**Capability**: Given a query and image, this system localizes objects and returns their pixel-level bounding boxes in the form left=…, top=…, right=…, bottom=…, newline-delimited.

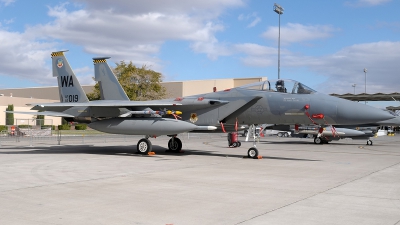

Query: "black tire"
left=277, top=132, right=283, bottom=137
left=137, top=138, right=152, bottom=154
left=232, top=142, right=238, bottom=147
left=168, top=138, right=182, bottom=151
left=314, top=137, right=322, bottom=144
left=367, top=140, right=373, bottom=145
left=247, top=147, right=259, bottom=158
left=284, top=132, right=289, bottom=137
left=237, top=141, right=241, bottom=147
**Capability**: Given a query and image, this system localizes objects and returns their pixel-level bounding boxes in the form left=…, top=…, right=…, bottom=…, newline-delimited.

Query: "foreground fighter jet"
left=7, top=51, right=394, bottom=158
left=89, top=56, right=394, bottom=158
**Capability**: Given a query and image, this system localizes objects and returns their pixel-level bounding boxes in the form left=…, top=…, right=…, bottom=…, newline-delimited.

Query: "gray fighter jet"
left=7, top=51, right=395, bottom=158
left=263, top=109, right=400, bottom=145
left=88, top=56, right=394, bottom=158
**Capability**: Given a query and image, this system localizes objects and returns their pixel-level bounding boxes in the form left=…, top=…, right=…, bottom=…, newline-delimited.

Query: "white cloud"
left=346, top=0, right=392, bottom=7
left=237, top=12, right=261, bottom=28
left=0, top=0, right=245, bottom=84
left=262, top=23, right=339, bottom=45
left=74, top=0, right=244, bottom=18
left=0, top=0, right=15, bottom=7
left=291, top=42, right=400, bottom=94
left=235, top=43, right=276, bottom=56
left=27, top=1, right=244, bottom=68
left=248, top=17, right=261, bottom=28
left=233, top=41, right=400, bottom=94
left=0, top=30, right=56, bottom=85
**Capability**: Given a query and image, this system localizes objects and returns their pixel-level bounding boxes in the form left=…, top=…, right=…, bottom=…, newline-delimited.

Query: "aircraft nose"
left=337, top=102, right=394, bottom=124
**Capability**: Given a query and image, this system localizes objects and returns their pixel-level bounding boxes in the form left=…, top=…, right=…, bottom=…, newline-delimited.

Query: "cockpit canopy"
left=237, top=79, right=316, bottom=94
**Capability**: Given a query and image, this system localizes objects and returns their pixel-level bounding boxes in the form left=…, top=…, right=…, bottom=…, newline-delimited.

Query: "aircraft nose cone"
left=337, top=102, right=394, bottom=124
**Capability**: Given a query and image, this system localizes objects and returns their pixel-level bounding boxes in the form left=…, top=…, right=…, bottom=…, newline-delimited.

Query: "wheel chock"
left=242, top=155, right=263, bottom=159
left=147, top=152, right=156, bottom=155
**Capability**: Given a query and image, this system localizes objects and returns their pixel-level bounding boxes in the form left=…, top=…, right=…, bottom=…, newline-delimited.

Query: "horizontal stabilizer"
left=5, top=111, right=75, bottom=118
left=28, top=100, right=183, bottom=109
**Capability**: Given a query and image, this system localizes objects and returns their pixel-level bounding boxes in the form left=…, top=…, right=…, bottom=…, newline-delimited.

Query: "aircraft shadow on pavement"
left=257, top=139, right=369, bottom=146
left=0, top=144, right=320, bottom=161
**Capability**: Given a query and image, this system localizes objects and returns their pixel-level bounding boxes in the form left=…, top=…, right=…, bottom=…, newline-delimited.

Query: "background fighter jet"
left=264, top=109, right=400, bottom=145
left=7, top=51, right=395, bottom=159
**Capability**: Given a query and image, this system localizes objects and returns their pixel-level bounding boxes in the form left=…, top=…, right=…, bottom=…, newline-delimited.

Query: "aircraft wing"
left=220, top=96, right=263, bottom=123
left=5, top=111, right=75, bottom=117
left=28, top=98, right=229, bottom=110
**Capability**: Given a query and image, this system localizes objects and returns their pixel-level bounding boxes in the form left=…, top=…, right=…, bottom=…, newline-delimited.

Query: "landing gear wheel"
left=367, top=140, right=373, bottom=145
left=314, top=137, right=323, bottom=144
left=247, top=147, right=259, bottom=159
left=168, top=138, right=182, bottom=151
left=137, top=138, right=152, bottom=154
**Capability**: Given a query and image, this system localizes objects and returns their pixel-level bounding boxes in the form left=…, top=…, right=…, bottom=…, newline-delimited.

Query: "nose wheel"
left=247, top=147, right=259, bottom=158
left=367, top=140, right=373, bottom=145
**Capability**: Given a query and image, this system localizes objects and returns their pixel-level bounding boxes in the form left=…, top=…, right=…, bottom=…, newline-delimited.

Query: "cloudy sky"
left=0, top=0, right=399, bottom=102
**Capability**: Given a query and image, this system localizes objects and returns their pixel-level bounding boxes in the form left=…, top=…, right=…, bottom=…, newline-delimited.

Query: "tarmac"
left=0, top=134, right=399, bottom=225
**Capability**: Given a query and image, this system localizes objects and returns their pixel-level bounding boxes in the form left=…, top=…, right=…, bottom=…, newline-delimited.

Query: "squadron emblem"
left=190, top=113, right=198, bottom=123
left=57, top=58, right=64, bottom=68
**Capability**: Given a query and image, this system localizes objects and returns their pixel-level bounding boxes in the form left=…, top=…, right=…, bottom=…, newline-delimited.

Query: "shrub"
left=18, top=125, right=32, bottom=129
left=75, top=124, right=87, bottom=130
left=6, top=104, right=14, bottom=125
left=0, top=125, right=7, bottom=131
left=41, top=125, right=56, bottom=130
left=58, top=124, right=71, bottom=130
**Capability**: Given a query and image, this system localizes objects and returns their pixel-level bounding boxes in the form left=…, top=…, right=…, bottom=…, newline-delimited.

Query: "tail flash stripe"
left=51, top=52, right=64, bottom=57
left=93, top=59, right=107, bottom=64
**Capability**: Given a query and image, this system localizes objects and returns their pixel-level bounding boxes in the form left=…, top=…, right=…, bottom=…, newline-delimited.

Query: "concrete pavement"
left=0, top=134, right=399, bottom=225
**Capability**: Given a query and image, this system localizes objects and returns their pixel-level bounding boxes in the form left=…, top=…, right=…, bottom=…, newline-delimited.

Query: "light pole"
left=352, top=84, right=356, bottom=95
left=364, top=68, right=367, bottom=104
left=273, top=3, right=284, bottom=79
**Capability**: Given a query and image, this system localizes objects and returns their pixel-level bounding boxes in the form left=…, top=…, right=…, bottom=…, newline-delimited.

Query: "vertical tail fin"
left=51, top=51, right=89, bottom=103
left=93, top=57, right=130, bottom=101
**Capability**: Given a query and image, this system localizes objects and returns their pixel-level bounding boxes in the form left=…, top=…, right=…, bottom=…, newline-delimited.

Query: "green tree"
left=5, top=104, right=14, bottom=125
left=86, top=82, right=101, bottom=101
left=36, top=112, right=44, bottom=126
left=86, top=61, right=166, bottom=101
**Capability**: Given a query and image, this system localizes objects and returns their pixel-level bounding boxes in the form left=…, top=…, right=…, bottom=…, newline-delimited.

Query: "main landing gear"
left=136, top=135, right=183, bottom=155
left=137, top=138, right=152, bottom=154
left=313, top=136, right=332, bottom=144
left=167, top=136, right=183, bottom=152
